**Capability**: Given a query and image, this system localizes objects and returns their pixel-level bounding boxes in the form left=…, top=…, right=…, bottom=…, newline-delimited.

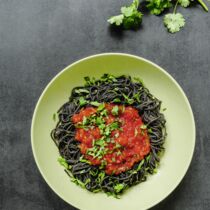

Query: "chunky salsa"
left=72, top=103, right=150, bottom=175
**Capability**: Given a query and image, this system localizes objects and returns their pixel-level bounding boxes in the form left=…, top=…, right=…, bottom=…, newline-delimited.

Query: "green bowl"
left=31, top=53, right=195, bottom=210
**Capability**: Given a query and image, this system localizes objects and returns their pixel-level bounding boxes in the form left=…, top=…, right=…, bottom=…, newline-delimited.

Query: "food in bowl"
left=51, top=74, right=166, bottom=197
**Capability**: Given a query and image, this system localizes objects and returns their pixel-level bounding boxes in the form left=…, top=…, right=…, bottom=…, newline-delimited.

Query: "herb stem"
left=197, top=0, right=208, bottom=12
left=173, top=0, right=179, bottom=14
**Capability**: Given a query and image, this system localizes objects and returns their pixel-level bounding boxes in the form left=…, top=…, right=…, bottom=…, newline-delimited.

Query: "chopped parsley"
left=79, top=97, right=88, bottom=106
left=58, top=157, right=69, bottom=169
left=111, top=105, right=119, bottom=116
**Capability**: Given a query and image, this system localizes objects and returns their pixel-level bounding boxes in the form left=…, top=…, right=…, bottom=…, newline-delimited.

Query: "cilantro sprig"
left=163, top=0, right=185, bottom=33
left=107, top=0, right=209, bottom=33
left=108, top=0, right=143, bottom=30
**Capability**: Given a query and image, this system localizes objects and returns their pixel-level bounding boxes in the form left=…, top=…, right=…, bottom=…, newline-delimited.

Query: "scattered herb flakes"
left=90, top=101, right=101, bottom=106
left=114, top=183, right=125, bottom=193
left=134, top=128, right=138, bottom=137
left=136, top=159, right=145, bottom=171
left=79, top=97, right=88, bottom=106
left=123, top=93, right=134, bottom=104
left=97, top=103, right=105, bottom=111
left=140, top=124, right=147, bottom=129
left=75, top=89, right=89, bottom=94
left=111, top=105, right=119, bottom=116
left=58, top=157, right=69, bottom=169
left=113, top=98, right=121, bottom=103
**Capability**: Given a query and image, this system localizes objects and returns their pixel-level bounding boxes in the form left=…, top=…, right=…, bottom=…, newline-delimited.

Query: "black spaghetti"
left=51, top=74, right=166, bottom=197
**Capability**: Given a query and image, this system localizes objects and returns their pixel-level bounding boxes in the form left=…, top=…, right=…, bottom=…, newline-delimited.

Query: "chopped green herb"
left=90, top=169, right=98, bottom=176
left=111, top=105, right=119, bottom=116
left=115, top=132, right=119, bottom=138
left=75, top=89, right=89, bottom=94
left=133, top=77, right=144, bottom=85
left=112, top=157, right=116, bottom=162
left=82, top=116, right=88, bottom=125
left=58, top=157, right=69, bottom=169
left=114, top=183, right=125, bottom=193
left=162, top=108, right=167, bottom=111
left=123, top=94, right=134, bottom=104
left=122, top=105, right=125, bottom=113
left=79, top=97, right=88, bottom=106
left=79, top=156, right=91, bottom=164
left=134, top=128, right=138, bottom=137
left=84, top=76, right=96, bottom=86
left=97, top=103, right=105, bottom=111
left=90, top=101, right=101, bottom=106
left=101, top=109, right=108, bottom=116
left=140, top=124, right=147, bottom=129
left=96, top=116, right=104, bottom=125
left=116, top=150, right=122, bottom=156
left=136, top=159, right=145, bottom=171
left=148, top=128, right=153, bottom=133
left=113, top=98, right=121, bottom=103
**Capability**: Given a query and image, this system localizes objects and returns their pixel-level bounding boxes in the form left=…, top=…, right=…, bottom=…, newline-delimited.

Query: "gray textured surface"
left=0, top=0, right=210, bottom=209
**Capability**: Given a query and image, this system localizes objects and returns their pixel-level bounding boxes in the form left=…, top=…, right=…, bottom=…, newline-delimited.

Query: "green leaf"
left=134, top=128, right=138, bottom=137
left=58, top=157, right=69, bottom=169
left=164, top=13, right=185, bottom=33
left=79, top=156, right=91, bottom=164
left=96, top=116, right=104, bottom=125
left=114, top=183, right=125, bottom=193
left=136, top=159, right=145, bottom=171
left=179, top=0, right=190, bottom=7
left=90, top=101, right=101, bottom=106
left=79, top=97, right=88, bottom=106
left=111, top=105, right=119, bottom=116
left=110, top=121, right=120, bottom=130
left=134, top=77, right=144, bottom=85
left=75, top=89, right=89, bottom=94
left=84, top=76, right=96, bottom=86
left=107, top=14, right=124, bottom=26
left=113, top=98, right=121, bottom=103
left=97, top=103, right=105, bottom=111
left=123, top=94, right=134, bottom=104
left=82, top=116, right=88, bottom=125
left=121, top=6, right=134, bottom=17
left=140, top=124, right=147, bottom=129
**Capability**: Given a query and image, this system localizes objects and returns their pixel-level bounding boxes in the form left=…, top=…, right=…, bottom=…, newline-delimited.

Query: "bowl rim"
left=31, top=52, right=196, bottom=210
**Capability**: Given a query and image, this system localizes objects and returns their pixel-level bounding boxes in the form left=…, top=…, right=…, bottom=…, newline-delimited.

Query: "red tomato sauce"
left=72, top=104, right=150, bottom=175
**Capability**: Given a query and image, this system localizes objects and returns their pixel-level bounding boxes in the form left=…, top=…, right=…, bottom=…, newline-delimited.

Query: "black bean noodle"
left=51, top=74, right=166, bottom=196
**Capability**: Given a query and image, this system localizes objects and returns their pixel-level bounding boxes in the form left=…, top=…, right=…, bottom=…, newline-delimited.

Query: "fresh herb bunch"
left=107, top=0, right=209, bottom=33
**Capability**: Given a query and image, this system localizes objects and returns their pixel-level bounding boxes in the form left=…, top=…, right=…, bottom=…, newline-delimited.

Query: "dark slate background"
left=1, top=0, right=210, bottom=209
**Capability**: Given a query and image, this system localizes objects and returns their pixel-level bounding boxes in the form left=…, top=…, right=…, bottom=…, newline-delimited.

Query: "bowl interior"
left=31, top=53, right=195, bottom=210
